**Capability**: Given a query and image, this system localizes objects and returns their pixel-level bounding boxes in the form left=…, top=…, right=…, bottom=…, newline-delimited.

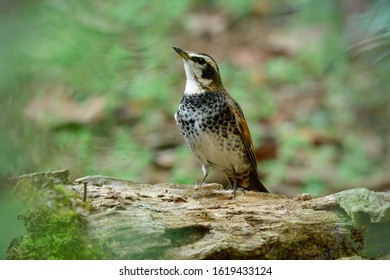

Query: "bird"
left=173, top=46, right=269, bottom=197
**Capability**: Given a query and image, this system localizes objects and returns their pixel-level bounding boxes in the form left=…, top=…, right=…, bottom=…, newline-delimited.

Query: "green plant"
left=7, top=185, right=111, bottom=259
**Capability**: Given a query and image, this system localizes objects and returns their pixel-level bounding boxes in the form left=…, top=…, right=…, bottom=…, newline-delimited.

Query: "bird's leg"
left=230, top=168, right=245, bottom=199
left=232, top=168, right=238, bottom=199
left=224, top=174, right=232, bottom=190
left=198, top=164, right=209, bottom=186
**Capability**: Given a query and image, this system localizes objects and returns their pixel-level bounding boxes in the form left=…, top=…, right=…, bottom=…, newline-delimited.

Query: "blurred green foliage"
left=0, top=194, right=25, bottom=259
left=351, top=0, right=390, bottom=63
left=1, top=0, right=389, bottom=260
left=0, top=0, right=190, bottom=179
left=1, top=0, right=389, bottom=190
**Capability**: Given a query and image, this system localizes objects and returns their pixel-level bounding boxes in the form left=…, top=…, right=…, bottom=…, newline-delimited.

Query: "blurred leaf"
left=264, top=57, right=306, bottom=84
left=350, top=0, right=390, bottom=62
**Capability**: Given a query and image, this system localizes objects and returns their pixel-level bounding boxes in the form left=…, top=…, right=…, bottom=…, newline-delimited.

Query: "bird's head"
left=173, top=47, right=223, bottom=95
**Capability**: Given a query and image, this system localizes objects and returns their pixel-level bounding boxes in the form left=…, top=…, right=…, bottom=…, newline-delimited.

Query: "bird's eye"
left=193, top=57, right=206, bottom=65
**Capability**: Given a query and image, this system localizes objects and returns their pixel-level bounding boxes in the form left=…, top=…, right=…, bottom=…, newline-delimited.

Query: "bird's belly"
left=185, top=129, right=250, bottom=174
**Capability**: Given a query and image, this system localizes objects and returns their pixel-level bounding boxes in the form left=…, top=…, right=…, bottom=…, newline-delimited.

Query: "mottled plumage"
left=173, top=47, right=268, bottom=197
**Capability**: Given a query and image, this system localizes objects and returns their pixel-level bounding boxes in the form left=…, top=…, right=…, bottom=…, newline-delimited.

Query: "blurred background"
left=1, top=0, right=390, bottom=198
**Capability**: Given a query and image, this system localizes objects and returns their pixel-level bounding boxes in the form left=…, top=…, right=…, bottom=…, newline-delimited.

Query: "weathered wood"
left=68, top=174, right=390, bottom=259
left=7, top=170, right=390, bottom=259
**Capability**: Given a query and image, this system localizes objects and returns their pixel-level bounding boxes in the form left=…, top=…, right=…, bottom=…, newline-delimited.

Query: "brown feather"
left=226, top=96, right=269, bottom=192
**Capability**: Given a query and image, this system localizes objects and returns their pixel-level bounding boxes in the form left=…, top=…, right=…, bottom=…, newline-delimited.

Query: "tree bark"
left=71, top=174, right=389, bottom=259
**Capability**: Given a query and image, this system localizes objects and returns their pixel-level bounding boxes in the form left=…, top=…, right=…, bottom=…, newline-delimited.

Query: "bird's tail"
left=247, top=170, right=268, bottom=192
left=226, top=170, right=269, bottom=193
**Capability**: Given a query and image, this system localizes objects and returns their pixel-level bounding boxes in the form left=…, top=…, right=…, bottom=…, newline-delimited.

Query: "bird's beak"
left=173, top=46, right=190, bottom=60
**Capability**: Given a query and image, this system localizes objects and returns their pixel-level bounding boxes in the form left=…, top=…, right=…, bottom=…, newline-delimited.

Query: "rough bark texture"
left=72, top=174, right=389, bottom=259
left=8, top=170, right=390, bottom=259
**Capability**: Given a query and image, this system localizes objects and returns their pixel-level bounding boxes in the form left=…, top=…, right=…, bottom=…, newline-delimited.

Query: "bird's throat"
left=184, top=77, right=211, bottom=95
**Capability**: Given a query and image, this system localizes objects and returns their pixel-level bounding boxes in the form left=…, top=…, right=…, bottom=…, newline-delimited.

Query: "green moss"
left=7, top=184, right=111, bottom=260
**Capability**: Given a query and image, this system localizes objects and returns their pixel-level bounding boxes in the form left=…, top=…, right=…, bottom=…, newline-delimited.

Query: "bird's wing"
left=228, top=97, right=258, bottom=172
left=227, top=97, right=268, bottom=192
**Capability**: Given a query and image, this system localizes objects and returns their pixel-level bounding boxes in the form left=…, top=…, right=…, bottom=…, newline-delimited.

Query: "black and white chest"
left=175, top=92, right=236, bottom=142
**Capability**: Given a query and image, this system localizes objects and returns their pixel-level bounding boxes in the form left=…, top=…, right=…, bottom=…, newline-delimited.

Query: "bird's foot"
left=231, top=186, right=246, bottom=199
left=195, top=180, right=205, bottom=190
